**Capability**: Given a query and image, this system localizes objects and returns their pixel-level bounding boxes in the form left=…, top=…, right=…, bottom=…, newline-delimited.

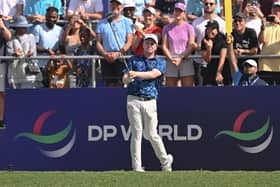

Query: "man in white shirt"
left=67, top=0, right=103, bottom=20
left=0, top=0, right=24, bottom=21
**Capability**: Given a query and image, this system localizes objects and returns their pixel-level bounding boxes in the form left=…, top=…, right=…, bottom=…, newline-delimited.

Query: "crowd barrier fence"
left=1, top=54, right=280, bottom=88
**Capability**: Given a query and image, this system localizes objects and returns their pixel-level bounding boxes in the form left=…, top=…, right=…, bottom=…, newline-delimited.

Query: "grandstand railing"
left=1, top=54, right=280, bottom=88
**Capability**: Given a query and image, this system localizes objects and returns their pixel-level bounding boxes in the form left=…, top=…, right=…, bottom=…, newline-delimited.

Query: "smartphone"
left=266, top=15, right=275, bottom=22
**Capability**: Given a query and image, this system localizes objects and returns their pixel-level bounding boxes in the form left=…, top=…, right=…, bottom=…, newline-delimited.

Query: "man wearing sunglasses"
left=192, top=0, right=225, bottom=86
left=231, top=12, right=259, bottom=72
left=238, top=59, right=268, bottom=86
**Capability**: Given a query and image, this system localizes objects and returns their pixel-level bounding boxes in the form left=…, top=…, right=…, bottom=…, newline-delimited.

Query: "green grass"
left=0, top=171, right=279, bottom=187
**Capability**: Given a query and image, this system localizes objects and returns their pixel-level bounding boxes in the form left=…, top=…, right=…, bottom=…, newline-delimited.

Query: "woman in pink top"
left=162, top=2, right=196, bottom=87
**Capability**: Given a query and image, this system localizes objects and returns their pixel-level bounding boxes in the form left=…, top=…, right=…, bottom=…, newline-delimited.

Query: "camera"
left=266, top=15, right=275, bottom=22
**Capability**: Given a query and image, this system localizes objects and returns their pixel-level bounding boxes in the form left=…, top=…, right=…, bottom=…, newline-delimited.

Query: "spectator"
left=132, top=7, right=162, bottom=56
left=47, top=46, right=73, bottom=88
left=201, top=20, right=232, bottom=86
left=192, top=0, right=225, bottom=86
left=23, top=0, right=63, bottom=23
left=123, top=0, right=136, bottom=21
left=67, top=0, right=103, bottom=21
left=33, top=7, right=64, bottom=87
left=0, top=16, right=12, bottom=129
left=155, top=0, right=185, bottom=15
left=133, top=0, right=156, bottom=22
left=244, top=0, right=264, bottom=36
left=62, top=15, right=96, bottom=55
left=96, top=0, right=133, bottom=87
left=162, top=2, right=196, bottom=87
left=258, top=2, right=280, bottom=85
left=187, top=0, right=223, bottom=22
left=155, top=0, right=186, bottom=25
left=7, top=16, right=43, bottom=89
left=231, top=12, right=259, bottom=71
left=238, top=59, right=268, bottom=86
left=75, top=27, right=96, bottom=87
left=0, top=0, right=24, bottom=21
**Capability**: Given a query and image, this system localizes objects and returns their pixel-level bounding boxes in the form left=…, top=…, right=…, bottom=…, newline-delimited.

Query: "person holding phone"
left=258, top=1, right=280, bottom=85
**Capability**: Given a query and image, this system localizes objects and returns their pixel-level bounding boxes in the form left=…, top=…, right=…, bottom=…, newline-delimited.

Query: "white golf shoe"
left=162, top=154, right=173, bottom=172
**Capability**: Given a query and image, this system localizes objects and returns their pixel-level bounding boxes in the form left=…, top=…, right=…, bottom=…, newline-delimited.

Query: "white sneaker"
left=133, top=167, right=145, bottom=172
left=162, top=154, right=173, bottom=172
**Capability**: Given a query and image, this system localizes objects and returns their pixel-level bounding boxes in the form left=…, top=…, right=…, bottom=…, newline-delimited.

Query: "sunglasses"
left=204, top=2, right=215, bottom=6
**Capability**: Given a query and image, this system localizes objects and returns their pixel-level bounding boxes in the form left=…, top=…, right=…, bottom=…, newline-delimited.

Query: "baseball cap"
left=273, top=1, right=280, bottom=7
left=144, top=34, right=158, bottom=44
left=174, top=2, right=186, bottom=11
left=243, top=59, right=257, bottom=67
left=234, top=12, right=246, bottom=19
left=143, top=7, right=156, bottom=15
left=111, top=0, right=123, bottom=4
left=205, top=20, right=219, bottom=30
left=123, top=0, right=135, bottom=8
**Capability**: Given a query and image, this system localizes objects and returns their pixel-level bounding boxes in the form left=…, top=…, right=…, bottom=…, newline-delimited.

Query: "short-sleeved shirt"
left=201, top=32, right=232, bottom=85
left=232, top=27, right=259, bottom=70
left=23, top=0, right=63, bottom=16
left=68, top=0, right=103, bottom=15
left=125, top=55, right=166, bottom=99
left=96, top=16, right=133, bottom=52
left=259, top=23, right=280, bottom=72
left=33, top=23, right=63, bottom=67
left=162, top=22, right=195, bottom=55
left=0, top=0, right=24, bottom=17
left=33, top=23, right=63, bottom=50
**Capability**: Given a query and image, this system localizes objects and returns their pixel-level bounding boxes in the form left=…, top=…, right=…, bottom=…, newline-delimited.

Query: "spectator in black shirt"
left=231, top=12, right=259, bottom=71
left=201, top=20, right=232, bottom=86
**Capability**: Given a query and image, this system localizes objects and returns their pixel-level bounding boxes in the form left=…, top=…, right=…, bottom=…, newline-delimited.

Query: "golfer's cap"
left=143, top=7, right=156, bottom=15
left=144, top=34, right=158, bottom=44
left=174, top=2, right=186, bottom=11
left=243, top=59, right=257, bottom=67
left=111, top=0, right=123, bottom=5
left=273, top=1, right=280, bottom=7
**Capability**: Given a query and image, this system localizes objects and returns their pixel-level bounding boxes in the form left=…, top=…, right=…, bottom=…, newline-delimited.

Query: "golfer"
left=122, top=34, right=173, bottom=172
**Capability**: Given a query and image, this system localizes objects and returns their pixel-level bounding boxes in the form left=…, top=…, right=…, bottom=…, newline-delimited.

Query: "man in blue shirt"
left=24, top=0, right=63, bottom=22
left=122, top=34, right=173, bottom=172
left=96, top=0, right=133, bottom=87
left=239, top=59, right=268, bottom=86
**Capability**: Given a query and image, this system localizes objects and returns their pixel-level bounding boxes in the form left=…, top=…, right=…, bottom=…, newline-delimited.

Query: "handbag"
left=24, top=60, right=41, bottom=75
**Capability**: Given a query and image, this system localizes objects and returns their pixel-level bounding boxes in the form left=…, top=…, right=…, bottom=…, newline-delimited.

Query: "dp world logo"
left=15, top=110, right=76, bottom=158
left=215, top=109, right=273, bottom=154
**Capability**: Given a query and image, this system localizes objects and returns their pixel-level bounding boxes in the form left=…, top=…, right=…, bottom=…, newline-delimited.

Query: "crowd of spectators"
left=0, top=0, right=279, bottom=88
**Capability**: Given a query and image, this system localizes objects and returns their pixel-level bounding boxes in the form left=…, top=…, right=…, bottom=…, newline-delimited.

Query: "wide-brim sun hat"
left=10, top=16, right=33, bottom=28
